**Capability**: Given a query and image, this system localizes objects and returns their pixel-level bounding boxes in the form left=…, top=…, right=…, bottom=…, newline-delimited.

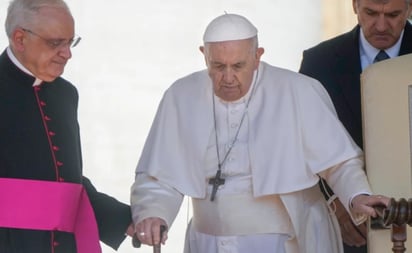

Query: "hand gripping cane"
left=132, top=225, right=167, bottom=252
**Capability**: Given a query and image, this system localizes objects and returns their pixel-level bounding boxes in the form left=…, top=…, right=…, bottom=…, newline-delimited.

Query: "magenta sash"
left=0, top=178, right=102, bottom=253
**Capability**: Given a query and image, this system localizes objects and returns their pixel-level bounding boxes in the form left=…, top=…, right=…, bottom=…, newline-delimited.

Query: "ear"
left=10, top=28, right=26, bottom=52
left=407, top=1, right=412, bottom=18
left=256, top=47, right=264, bottom=60
left=352, top=0, right=358, bottom=14
left=199, top=45, right=210, bottom=66
left=253, top=47, right=264, bottom=69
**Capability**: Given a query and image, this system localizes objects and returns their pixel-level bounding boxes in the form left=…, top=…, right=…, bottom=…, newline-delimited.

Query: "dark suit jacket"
left=0, top=50, right=132, bottom=253
left=299, top=22, right=412, bottom=148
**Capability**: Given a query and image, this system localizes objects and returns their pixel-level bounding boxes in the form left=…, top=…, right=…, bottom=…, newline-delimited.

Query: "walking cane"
left=153, top=225, right=167, bottom=253
left=132, top=233, right=141, bottom=248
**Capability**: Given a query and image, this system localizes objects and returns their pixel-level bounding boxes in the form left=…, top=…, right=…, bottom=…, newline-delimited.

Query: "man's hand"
left=333, top=198, right=367, bottom=247
left=126, top=223, right=135, bottom=237
left=134, top=217, right=168, bottom=246
left=351, top=194, right=390, bottom=217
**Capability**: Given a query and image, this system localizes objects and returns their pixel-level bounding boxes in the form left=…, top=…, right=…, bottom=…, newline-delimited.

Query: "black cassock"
left=0, top=50, right=131, bottom=253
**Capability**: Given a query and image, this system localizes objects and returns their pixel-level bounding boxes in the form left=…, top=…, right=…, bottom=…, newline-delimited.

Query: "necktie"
left=374, top=50, right=390, bottom=63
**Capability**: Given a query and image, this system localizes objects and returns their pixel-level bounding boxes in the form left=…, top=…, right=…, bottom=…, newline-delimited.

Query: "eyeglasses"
left=21, top=28, right=81, bottom=50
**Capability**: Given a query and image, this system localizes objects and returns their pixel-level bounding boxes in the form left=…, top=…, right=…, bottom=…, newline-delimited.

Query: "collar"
left=359, top=28, right=403, bottom=69
left=7, top=47, right=43, bottom=86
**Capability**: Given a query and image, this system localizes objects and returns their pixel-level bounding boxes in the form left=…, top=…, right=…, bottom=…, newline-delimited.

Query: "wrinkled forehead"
left=203, top=40, right=258, bottom=66
left=357, top=0, right=409, bottom=5
left=34, top=6, right=74, bottom=25
left=204, top=38, right=256, bottom=53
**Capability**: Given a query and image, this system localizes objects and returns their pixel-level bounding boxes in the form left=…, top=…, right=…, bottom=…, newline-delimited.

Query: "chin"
left=223, top=96, right=241, bottom=102
left=371, top=38, right=394, bottom=49
left=42, top=74, right=60, bottom=82
left=49, top=70, right=64, bottom=80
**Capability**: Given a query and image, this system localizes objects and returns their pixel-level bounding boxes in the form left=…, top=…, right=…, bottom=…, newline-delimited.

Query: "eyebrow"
left=364, top=7, right=404, bottom=15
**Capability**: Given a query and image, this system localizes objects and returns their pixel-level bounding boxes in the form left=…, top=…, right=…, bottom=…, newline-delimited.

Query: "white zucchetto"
left=203, top=13, right=258, bottom=43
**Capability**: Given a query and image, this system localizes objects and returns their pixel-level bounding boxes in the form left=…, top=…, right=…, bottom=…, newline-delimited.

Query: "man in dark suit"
left=299, top=0, right=412, bottom=253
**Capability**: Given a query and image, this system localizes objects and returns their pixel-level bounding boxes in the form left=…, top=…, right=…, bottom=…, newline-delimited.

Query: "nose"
left=375, top=14, right=387, bottom=32
left=58, top=44, right=72, bottom=59
left=223, top=68, right=235, bottom=84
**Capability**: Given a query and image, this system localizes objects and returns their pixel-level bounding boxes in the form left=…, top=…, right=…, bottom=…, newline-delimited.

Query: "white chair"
left=361, top=53, right=412, bottom=253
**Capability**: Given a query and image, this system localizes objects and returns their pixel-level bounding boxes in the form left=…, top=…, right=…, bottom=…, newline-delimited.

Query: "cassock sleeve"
left=82, top=176, right=132, bottom=250
left=318, top=156, right=372, bottom=225
left=130, top=173, right=184, bottom=228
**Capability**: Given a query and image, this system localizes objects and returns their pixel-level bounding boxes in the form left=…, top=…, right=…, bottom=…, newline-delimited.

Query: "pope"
left=130, top=13, right=388, bottom=253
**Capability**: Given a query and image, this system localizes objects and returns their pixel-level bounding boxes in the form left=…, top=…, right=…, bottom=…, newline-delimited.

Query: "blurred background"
left=0, top=0, right=356, bottom=252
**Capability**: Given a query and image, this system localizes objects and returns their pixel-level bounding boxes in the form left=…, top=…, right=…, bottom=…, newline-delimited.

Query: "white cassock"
left=131, top=62, right=371, bottom=253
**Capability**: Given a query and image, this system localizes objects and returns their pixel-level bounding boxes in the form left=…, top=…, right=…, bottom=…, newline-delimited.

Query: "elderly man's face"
left=353, top=0, right=412, bottom=49
left=13, top=6, right=75, bottom=81
left=201, top=38, right=264, bottom=102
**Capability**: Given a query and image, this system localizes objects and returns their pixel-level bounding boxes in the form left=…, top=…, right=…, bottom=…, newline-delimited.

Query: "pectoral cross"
left=208, top=169, right=225, bottom=201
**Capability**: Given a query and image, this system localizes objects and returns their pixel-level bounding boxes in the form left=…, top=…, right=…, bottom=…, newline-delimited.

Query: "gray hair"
left=203, top=36, right=259, bottom=55
left=355, top=0, right=411, bottom=6
left=5, top=0, right=71, bottom=38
